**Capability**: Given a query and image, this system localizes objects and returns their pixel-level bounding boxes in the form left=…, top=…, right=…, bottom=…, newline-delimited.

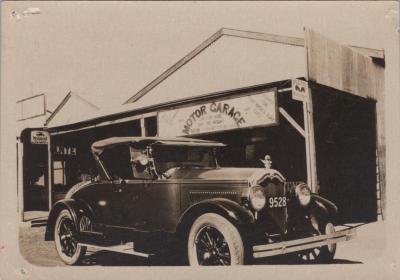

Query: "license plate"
left=268, top=196, right=287, bottom=208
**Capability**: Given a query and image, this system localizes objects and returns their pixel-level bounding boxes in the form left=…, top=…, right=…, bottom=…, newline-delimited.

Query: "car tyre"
left=188, top=213, right=244, bottom=266
left=54, top=209, right=86, bottom=265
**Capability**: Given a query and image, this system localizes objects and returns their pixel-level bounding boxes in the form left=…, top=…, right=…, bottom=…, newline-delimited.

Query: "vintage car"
left=45, top=136, right=355, bottom=265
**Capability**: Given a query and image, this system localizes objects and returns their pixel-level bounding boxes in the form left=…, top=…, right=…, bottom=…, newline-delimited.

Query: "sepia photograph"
left=0, top=0, right=399, bottom=279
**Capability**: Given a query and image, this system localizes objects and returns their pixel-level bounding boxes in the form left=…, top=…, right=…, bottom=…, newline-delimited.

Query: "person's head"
left=80, top=173, right=91, bottom=181
left=261, top=154, right=272, bottom=169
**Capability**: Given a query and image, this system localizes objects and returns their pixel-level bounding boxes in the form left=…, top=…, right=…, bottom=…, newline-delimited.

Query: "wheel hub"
left=58, top=218, right=78, bottom=257
left=194, top=225, right=231, bottom=265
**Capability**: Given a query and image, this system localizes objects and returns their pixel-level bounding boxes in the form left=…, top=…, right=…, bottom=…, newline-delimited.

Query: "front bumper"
left=252, top=225, right=356, bottom=259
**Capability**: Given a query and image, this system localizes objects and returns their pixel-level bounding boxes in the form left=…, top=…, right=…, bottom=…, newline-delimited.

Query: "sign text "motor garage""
left=182, top=102, right=246, bottom=134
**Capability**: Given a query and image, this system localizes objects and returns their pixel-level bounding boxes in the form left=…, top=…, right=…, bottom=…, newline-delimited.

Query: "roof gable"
left=45, top=92, right=100, bottom=127
left=125, top=29, right=306, bottom=109
left=124, top=28, right=385, bottom=106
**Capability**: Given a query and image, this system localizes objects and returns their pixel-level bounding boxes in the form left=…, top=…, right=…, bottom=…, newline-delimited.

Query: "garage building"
left=17, top=28, right=385, bottom=224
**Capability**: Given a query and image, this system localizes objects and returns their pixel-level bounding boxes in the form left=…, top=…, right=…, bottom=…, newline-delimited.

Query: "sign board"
left=292, top=79, right=309, bottom=102
left=55, top=145, right=77, bottom=156
left=30, top=130, right=49, bottom=145
left=158, top=90, right=278, bottom=137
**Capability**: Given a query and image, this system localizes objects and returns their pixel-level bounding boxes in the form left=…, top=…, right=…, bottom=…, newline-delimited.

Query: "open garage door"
left=313, top=88, right=377, bottom=223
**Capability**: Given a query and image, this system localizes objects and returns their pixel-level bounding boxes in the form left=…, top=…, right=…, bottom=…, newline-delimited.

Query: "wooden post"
left=47, top=136, right=53, bottom=210
left=307, top=87, right=318, bottom=193
left=302, top=91, right=318, bottom=192
left=303, top=28, right=318, bottom=193
left=302, top=100, right=312, bottom=188
left=17, top=141, right=24, bottom=222
left=140, top=118, right=146, bottom=136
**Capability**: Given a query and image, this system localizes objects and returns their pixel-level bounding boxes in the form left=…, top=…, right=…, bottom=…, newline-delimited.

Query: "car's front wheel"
left=188, top=213, right=244, bottom=266
left=54, top=209, right=86, bottom=265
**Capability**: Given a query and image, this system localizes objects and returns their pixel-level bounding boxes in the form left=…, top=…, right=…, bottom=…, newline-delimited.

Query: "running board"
left=253, top=226, right=356, bottom=259
left=79, top=242, right=152, bottom=258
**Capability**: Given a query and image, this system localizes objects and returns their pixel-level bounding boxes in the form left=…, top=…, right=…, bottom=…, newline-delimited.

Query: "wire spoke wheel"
left=54, top=210, right=86, bottom=265
left=58, top=218, right=78, bottom=257
left=188, top=213, right=244, bottom=266
left=194, top=226, right=231, bottom=265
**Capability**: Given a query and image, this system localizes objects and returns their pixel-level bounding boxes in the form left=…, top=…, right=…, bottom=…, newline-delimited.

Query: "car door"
left=115, top=179, right=148, bottom=229
left=96, top=144, right=141, bottom=228
left=116, top=147, right=153, bottom=229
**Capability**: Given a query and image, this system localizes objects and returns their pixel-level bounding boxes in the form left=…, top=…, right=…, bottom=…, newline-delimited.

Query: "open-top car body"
left=45, top=136, right=355, bottom=265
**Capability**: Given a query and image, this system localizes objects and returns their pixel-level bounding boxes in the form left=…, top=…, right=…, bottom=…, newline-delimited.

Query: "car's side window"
left=99, top=145, right=134, bottom=180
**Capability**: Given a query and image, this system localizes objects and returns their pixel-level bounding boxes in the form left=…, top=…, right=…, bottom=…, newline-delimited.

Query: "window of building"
left=53, top=161, right=66, bottom=185
left=144, top=116, right=157, bottom=136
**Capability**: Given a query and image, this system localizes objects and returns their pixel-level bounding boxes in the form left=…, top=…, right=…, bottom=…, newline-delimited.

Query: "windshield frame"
left=151, top=144, right=220, bottom=175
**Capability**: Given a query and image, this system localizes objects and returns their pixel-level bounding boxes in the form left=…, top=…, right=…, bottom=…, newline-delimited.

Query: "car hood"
left=167, top=167, right=263, bottom=181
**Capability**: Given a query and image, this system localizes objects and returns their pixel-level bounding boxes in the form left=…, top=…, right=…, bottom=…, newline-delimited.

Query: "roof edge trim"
left=45, top=91, right=72, bottom=126
left=222, top=28, right=304, bottom=47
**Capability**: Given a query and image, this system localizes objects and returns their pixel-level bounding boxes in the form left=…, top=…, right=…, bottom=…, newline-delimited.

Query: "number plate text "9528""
left=268, top=196, right=287, bottom=208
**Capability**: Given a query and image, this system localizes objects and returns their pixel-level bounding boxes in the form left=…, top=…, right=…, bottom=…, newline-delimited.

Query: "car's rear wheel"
left=54, top=210, right=86, bottom=265
left=188, top=213, right=244, bottom=266
left=297, top=220, right=336, bottom=263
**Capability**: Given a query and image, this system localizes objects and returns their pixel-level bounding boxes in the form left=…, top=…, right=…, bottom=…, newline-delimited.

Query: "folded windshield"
left=153, top=145, right=218, bottom=174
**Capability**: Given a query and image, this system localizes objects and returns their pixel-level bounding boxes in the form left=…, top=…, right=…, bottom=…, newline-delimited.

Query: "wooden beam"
left=307, top=88, right=318, bottom=192
left=303, top=101, right=312, bottom=188
left=45, top=91, right=72, bottom=126
left=348, top=45, right=385, bottom=59
left=222, top=28, right=304, bottom=47
left=47, top=137, right=53, bottom=210
left=140, top=118, right=145, bottom=136
left=16, top=93, right=45, bottom=103
left=17, top=142, right=24, bottom=222
left=49, top=112, right=157, bottom=136
left=278, top=107, right=305, bottom=137
left=124, top=29, right=225, bottom=104
left=303, top=29, right=318, bottom=192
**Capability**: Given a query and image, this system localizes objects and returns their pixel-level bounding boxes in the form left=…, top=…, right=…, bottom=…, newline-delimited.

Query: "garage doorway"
left=313, top=88, right=378, bottom=223
left=19, top=129, right=49, bottom=211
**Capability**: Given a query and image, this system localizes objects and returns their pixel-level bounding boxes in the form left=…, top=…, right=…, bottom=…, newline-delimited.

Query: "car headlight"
left=249, top=185, right=266, bottom=211
left=295, top=183, right=311, bottom=206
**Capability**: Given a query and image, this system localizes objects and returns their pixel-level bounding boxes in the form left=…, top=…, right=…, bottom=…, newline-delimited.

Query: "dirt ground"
left=18, top=220, right=386, bottom=267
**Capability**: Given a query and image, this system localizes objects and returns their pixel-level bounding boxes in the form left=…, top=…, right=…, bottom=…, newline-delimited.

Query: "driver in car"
left=132, top=152, right=153, bottom=179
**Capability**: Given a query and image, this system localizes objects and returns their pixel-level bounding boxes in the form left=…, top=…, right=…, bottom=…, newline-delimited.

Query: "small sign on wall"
left=30, top=130, right=49, bottom=145
left=55, top=145, right=77, bottom=156
left=292, top=79, right=309, bottom=102
left=158, top=90, right=278, bottom=137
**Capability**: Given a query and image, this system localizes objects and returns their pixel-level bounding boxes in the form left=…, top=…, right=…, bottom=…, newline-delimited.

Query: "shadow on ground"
left=78, top=250, right=362, bottom=266
left=19, top=222, right=363, bottom=266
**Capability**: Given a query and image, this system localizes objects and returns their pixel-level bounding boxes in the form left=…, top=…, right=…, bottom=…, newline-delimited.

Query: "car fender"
left=176, top=198, right=255, bottom=237
left=44, top=199, right=94, bottom=241
left=311, top=194, right=338, bottom=222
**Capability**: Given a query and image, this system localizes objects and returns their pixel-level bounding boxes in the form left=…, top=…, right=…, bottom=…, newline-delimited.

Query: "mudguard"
left=176, top=198, right=255, bottom=236
left=311, top=194, right=338, bottom=221
left=44, top=199, right=94, bottom=241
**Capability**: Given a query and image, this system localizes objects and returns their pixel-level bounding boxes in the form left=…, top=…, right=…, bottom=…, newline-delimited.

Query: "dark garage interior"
left=313, top=87, right=378, bottom=223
